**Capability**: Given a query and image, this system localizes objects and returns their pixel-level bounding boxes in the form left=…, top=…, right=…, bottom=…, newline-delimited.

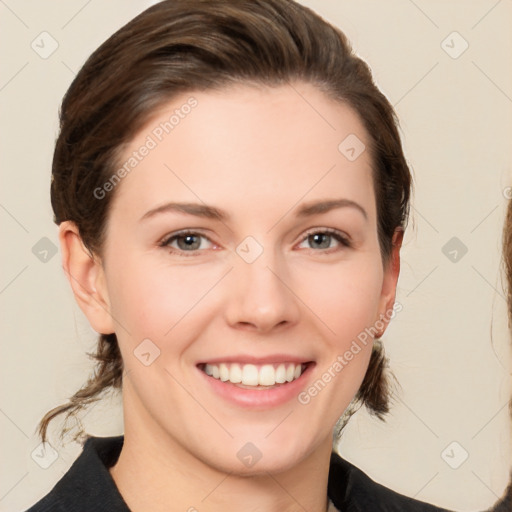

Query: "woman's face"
left=82, top=83, right=400, bottom=473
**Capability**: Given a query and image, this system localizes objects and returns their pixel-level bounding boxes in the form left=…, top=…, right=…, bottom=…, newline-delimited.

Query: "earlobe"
left=59, top=221, right=115, bottom=334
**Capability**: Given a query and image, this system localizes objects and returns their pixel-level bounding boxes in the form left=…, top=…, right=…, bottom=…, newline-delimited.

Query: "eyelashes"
left=159, top=228, right=352, bottom=257
left=160, top=230, right=216, bottom=254
left=298, top=228, right=351, bottom=251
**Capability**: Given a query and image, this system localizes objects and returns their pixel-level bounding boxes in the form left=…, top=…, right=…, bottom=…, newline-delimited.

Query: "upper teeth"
left=203, top=362, right=304, bottom=386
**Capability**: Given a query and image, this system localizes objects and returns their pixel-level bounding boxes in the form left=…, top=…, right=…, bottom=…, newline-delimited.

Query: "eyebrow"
left=140, top=202, right=229, bottom=222
left=140, top=198, right=367, bottom=222
left=295, top=198, right=367, bottom=220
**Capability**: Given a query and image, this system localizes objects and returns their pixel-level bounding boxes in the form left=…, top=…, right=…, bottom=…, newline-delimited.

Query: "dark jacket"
left=25, top=435, right=454, bottom=511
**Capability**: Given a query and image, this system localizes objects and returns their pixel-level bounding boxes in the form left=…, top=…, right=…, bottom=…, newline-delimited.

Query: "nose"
left=223, top=247, right=301, bottom=334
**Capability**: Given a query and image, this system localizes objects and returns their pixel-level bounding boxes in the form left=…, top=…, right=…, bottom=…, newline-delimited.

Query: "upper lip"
left=197, top=354, right=314, bottom=365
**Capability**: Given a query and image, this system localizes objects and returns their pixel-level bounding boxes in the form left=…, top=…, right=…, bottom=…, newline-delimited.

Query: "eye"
left=160, top=230, right=216, bottom=255
left=297, top=228, right=351, bottom=252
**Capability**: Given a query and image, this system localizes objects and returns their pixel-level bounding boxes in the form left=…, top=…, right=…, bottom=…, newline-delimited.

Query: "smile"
left=199, top=362, right=307, bottom=387
left=196, top=356, right=315, bottom=408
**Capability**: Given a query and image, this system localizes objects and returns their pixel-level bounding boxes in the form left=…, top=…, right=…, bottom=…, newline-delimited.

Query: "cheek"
left=292, top=257, right=384, bottom=343
left=106, top=255, right=222, bottom=342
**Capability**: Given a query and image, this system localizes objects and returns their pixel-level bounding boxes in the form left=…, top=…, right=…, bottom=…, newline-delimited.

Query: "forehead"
left=108, top=82, right=376, bottom=224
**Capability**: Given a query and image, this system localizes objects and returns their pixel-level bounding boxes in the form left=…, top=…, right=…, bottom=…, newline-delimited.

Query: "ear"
left=376, top=228, right=403, bottom=337
left=59, top=221, right=115, bottom=334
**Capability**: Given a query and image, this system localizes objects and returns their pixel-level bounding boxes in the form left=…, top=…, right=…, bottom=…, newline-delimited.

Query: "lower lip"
left=197, top=364, right=315, bottom=409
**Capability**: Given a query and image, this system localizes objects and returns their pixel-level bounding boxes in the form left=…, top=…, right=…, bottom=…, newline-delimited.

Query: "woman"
left=25, top=1, right=454, bottom=510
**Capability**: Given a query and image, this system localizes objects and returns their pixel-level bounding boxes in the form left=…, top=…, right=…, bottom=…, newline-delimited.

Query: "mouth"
left=197, top=361, right=313, bottom=389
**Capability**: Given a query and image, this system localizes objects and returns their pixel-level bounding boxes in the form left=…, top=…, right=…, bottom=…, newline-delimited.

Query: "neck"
left=109, top=397, right=334, bottom=512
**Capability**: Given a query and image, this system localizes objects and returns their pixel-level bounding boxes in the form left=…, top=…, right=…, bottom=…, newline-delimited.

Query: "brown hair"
left=39, top=0, right=411, bottom=444
left=487, top=199, right=512, bottom=511
left=504, top=199, right=512, bottom=324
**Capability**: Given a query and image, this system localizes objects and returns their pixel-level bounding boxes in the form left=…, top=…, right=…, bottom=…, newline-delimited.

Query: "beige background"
left=1, top=1, right=511, bottom=510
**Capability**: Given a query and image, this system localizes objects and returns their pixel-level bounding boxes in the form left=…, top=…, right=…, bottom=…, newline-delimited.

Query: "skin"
left=60, top=82, right=402, bottom=512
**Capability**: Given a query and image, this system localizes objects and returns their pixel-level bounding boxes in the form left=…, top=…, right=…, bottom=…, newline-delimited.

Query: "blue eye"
left=298, top=229, right=351, bottom=251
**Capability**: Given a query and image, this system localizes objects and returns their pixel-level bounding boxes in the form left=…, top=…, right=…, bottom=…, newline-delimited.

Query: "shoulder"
left=328, top=451, right=453, bottom=512
left=24, top=436, right=128, bottom=512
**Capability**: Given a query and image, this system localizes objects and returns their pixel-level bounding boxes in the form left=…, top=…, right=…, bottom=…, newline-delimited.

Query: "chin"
left=192, top=431, right=321, bottom=477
